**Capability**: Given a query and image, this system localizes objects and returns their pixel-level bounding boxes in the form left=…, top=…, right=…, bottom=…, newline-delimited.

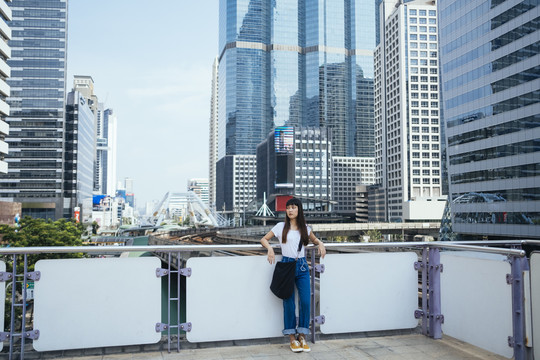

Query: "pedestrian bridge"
left=0, top=239, right=537, bottom=359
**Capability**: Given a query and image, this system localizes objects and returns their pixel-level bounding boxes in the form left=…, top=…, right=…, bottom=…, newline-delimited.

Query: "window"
left=410, top=9, right=417, bottom=15
left=432, top=161, right=439, bottom=167
left=419, top=10, right=426, bottom=16
left=423, top=169, right=430, bottom=175
left=410, top=26, right=417, bottom=32
left=420, top=26, right=427, bottom=32
left=413, top=169, right=420, bottom=175
left=412, top=117, right=419, bottom=124
left=429, top=35, right=436, bottom=41
left=422, top=161, right=430, bottom=167
left=422, top=126, right=429, bottom=133
left=413, top=161, right=420, bottom=167
left=429, top=10, right=436, bottom=16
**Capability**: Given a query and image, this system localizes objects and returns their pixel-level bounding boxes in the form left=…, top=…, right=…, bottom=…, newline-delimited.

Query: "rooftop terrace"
left=0, top=239, right=537, bottom=359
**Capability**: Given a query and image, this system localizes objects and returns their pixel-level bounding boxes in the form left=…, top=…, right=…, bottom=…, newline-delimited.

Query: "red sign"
left=275, top=195, right=293, bottom=212
left=74, top=207, right=80, bottom=223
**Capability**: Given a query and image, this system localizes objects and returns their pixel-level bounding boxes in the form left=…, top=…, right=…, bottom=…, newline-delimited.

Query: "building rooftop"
left=33, top=333, right=507, bottom=360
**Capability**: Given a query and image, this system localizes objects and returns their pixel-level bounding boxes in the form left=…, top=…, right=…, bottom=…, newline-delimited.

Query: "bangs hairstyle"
left=282, top=197, right=309, bottom=245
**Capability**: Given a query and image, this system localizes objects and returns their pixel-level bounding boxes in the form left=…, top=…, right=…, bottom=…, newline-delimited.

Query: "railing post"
left=428, top=247, right=443, bottom=339
left=310, top=247, right=316, bottom=343
left=508, top=255, right=529, bottom=360
left=421, top=247, right=428, bottom=336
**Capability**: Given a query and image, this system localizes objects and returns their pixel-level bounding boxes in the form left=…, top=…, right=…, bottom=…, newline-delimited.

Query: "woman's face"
left=286, top=204, right=299, bottom=220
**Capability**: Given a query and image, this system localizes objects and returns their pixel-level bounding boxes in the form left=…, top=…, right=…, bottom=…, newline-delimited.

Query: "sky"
left=66, top=1, right=219, bottom=208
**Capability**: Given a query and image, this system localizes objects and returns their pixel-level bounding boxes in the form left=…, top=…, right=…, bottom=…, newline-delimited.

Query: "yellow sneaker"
left=298, top=335, right=311, bottom=352
left=290, top=339, right=302, bottom=353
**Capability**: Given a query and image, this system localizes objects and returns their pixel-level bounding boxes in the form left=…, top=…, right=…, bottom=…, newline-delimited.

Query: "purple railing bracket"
left=0, top=272, right=12, bottom=282
left=24, top=330, right=39, bottom=340
left=314, top=315, right=325, bottom=324
left=26, top=271, right=40, bottom=281
left=414, top=261, right=424, bottom=270
left=179, top=267, right=192, bottom=277
left=414, top=310, right=424, bottom=319
left=156, top=268, right=169, bottom=277
left=428, top=248, right=443, bottom=339
left=179, top=322, right=192, bottom=332
left=155, top=323, right=169, bottom=332
left=315, top=264, right=325, bottom=273
left=508, top=255, right=530, bottom=360
left=0, top=332, right=10, bottom=341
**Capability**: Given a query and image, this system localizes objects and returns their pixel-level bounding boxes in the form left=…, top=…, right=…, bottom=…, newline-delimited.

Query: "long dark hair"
left=282, top=197, right=309, bottom=246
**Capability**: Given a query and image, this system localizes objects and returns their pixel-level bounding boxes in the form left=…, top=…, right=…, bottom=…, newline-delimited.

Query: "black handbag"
left=270, top=241, right=303, bottom=299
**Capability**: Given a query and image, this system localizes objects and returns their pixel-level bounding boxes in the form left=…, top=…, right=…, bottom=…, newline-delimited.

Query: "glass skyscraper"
left=218, top=0, right=375, bottom=161
left=1, top=0, right=67, bottom=219
left=439, top=0, right=539, bottom=239
left=0, top=0, right=11, bottom=175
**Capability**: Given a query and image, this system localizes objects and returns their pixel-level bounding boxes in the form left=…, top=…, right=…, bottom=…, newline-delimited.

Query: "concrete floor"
left=22, top=334, right=509, bottom=360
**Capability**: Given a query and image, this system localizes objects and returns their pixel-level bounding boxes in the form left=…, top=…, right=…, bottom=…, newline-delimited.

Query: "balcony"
left=0, top=239, right=537, bottom=359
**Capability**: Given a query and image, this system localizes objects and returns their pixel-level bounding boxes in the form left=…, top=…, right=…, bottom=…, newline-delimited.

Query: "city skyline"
left=67, top=1, right=218, bottom=206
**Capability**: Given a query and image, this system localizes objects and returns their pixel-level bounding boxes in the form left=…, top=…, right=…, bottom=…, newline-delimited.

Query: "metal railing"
left=0, top=239, right=535, bottom=360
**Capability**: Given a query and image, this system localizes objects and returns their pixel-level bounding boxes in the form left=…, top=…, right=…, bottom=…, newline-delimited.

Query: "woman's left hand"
left=318, top=243, right=326, bottom=258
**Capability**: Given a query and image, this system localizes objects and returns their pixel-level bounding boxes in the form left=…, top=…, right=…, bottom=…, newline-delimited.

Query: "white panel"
left=531, top=252, right=540, bottom=360
left=186, top=256, right=283, bottom=342
left=0, top=261, right=4, bottom=352
left=441, top=252, right=512, bottom=358
left=320, top=252, right=418, bottom=334
left=33, top=257, right=161, bottom=351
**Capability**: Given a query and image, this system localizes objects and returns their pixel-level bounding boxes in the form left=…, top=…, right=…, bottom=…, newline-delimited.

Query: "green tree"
left=0, top=217, right=84, bottom=271
left=365, top=229, right=383, bottom=242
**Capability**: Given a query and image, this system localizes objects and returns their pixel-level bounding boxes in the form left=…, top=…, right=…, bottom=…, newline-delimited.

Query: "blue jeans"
left=281, top=256, right=311, bottom=336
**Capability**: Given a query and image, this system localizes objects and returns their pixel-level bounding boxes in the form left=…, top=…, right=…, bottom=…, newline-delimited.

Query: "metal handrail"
left=0, top=241, right=527, bottom=257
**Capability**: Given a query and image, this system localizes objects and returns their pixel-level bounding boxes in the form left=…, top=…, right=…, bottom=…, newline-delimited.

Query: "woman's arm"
left=309, top=231, right=326, bottom=258
left=260, top=230, right=276, bottom=264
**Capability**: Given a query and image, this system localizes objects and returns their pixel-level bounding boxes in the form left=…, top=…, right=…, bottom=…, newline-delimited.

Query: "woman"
left=260, top=197, right=326, bottom=353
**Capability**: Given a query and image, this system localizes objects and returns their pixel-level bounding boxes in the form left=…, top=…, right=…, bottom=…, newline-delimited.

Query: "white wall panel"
left=186, top=256, right=283, bottom=342
left=33, top=257, right=161, bottom=351
left=441, top=252, right=512, bottom=358
left=320, top=252, right=418, bottom=334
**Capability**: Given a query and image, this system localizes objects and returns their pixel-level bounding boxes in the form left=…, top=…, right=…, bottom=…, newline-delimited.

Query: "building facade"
left=96, top=107, right=117, bottom=196
left=64, top=90, right=95, bottom=220
left=215, top=155, right=256, bottom=217
left=188, top=178, right=209, bottom=206
left=217, top=0, right=376, bottom=160
left=208, top=57, right=218, bottom=210
left=2, top=0, right=68, bottom=219
left=0, top=0, right=11, bottom=175
left=374, top=0, right=444, bottom=222
left=439, top=0, right=540, bottom=239
left=257, top=126, right=333, bottom=217
left=333, top=156, right=375, bottom=219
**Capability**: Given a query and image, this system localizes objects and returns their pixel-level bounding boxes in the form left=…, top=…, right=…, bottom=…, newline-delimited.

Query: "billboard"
left=274, top=126, right=294, bottom=154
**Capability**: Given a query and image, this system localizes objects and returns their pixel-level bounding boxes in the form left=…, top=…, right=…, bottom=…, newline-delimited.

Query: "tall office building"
left=64, top=90, right=95, bottom=220
left=218, top=0, right=375, bottom=160
left=256, top=126, right=333, bottom=218
left=374, top=0, right=445, bottom=222
left=96, top=107, right=117, bottom=196
left=0, top=0, right=11, bottom=175
left=2, top=0, right=67, bottom=219
left=439, top=0, right=540, bottom=239
left=208, top=57, right=218, bottom=210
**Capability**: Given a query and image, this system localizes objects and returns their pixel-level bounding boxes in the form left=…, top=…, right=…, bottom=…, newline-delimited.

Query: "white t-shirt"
left=271, top=222, right=311, bottom=258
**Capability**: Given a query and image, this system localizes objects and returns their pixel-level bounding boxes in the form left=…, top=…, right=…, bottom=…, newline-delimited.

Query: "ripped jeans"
left=280, top=256, right=311, bottom=336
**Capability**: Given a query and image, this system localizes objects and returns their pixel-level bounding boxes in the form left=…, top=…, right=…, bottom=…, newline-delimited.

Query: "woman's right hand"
left=267, top=248, right=275, bottom=264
